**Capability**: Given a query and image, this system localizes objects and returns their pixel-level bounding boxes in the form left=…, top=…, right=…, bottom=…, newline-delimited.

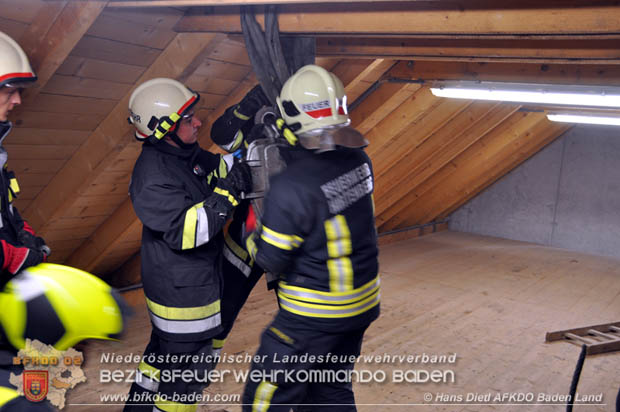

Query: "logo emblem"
left=23, top=370, right=48, bottom=402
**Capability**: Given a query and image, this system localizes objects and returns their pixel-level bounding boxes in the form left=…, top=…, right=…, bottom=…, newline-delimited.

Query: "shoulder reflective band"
left=136, top=360, right=160, bottom=392
left=260, top=226, right=303, bottom=251
left=0, top=386, right=18, bottom=406
left=253, top=381, right=278, bottom=412
left=182, top=201, right=209, bottom=250
left=213, top=187, right=239, bottom=207
left=279, top=275, right=379, bottom=305
left=324, top=215, right=353, bottom=292
left=146, top=297, right=221, bottom=334
left=278, top=289, right=379, bottom=319
left=155, top=395, right=198, bottom=412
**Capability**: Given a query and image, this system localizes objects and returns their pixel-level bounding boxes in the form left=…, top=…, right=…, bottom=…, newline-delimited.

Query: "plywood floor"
left=65, top=231, right=620, bottom=411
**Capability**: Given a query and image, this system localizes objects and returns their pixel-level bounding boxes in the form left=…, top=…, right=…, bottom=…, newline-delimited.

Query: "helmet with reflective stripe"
left=0, top=263, right=130, bottom=351
left=0, top=31, right=36, bottom=89
left=277, top=64, right=349, bottom=135
left=128, top=77, right=199, bottom=141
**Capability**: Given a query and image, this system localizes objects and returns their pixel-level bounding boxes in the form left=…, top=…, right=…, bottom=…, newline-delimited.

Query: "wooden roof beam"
left=316, top=37, right=620, bottom=64
left=175, top=1, right=620, bottom=35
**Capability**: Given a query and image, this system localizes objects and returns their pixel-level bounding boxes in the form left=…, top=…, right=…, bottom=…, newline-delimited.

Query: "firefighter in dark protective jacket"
left=242, top=65, right=380, bottom=412
left=0, top=30, right=53, bottom=412
left=124, top=78, right=252, bottom=412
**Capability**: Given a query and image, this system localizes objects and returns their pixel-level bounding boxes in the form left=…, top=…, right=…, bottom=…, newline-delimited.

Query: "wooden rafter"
left=175, top=1, right=620, bottom=35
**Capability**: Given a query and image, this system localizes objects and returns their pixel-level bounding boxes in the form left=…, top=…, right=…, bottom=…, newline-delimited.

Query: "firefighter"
left=209, top=85, right=271, bottom=356
left=0, top=31, right=53, bottom=412
left=0, top=31, right=50, bottom=290
left=125, top=78, right=252, bottom=412
left=242, top=65, right=379, bottom=411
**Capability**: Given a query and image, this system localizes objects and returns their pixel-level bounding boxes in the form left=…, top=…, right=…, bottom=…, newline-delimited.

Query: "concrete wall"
left=449, top=124, right=620, bottom=258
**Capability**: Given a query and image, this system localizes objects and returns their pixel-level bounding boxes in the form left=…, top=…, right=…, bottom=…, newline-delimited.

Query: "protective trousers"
left=213, top=256, right=264, bottom=355
left=123, top=332, right=214, bottom=412
left=242, top=312, right=369, bottom=412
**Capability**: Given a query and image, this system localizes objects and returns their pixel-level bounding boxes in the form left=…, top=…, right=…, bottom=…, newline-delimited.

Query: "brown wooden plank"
left=17, top=93, right=117, bottom=115
left=12, top=173, right=55, bottom=188
left=12, top=111, right=106, bottom=131
left=350, top=81, right=421, bottom=135
left=185, top=75, right=240, bottom=96
left=87, top=13, right=177, bottom=50
left=42, top=74, right=132, bottom=100
left=208, top=38, right=251, bottom=65
left=390, top=60, right=620, bottom=86
left=66, top=200, right=141, bottom=272
left=0, top=0, right=45, bottom=24
left=193, top=59, right=252, bottom=81
left=4, top=145, right=78, bottom=160
left=19, top=1, right=107, bottom=105
left=316, top=37, right=620, bottom=63
left=365, top=87, right=439, bottom=159
left=101, top=6, right=184, bottom=30
left=3, top=128, right=90, bottom=146
left=373, top=102, right=516, bottom=216
left=9, top=159, right=66, bottom=175
left=175, top=2, right=620, bottom=35
left=380, top=113, right=565, bottom=230
left=343, top=59, right=395, bottom=103
left=0, top=17, right=28, bottom=40
left=371, top=97, right=472, bottom=177
left=70, top=36, right=160, bottom=67
left=57, top=57, right=146, bottom=84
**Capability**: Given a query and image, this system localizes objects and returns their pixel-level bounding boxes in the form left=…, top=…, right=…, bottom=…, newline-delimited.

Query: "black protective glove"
left=18, top=230, right=51, bottom=257
left=204, top=162, right=253, bottom=218
left=221, top=161, right=252, bottom=198
left=1, top=240, right=46, bottom=276
left=236, top=85, right=270, bottom=119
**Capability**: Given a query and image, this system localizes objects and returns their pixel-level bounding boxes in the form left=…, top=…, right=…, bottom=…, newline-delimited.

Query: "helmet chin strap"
left=168, top=131, right=196, bottom=150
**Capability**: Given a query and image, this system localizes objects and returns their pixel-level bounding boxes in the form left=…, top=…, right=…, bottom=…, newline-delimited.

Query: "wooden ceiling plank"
left=0, top=0, right=45, bottom=24
left=17, top=94, right=117, bottom=115
left=19, top=1, right=108, bottom=105
left=12, top=111, right=106, bottom=132
left=390, top=60, right=620, bottom=86
left=174, top=2, right=620, bottom=35
left=343, top=59, right=396, bottom=102
left=371, top=97, right=473, bottom=179
left=23, top=32, right=223, bottom=234
left=65, top=200, right=141, bottom=271
left=404, top=118, right=566, bottom=227
left=350, top=81, right=421, bottom=135
left=316, top=37, right=620, bottom=63
left=365, top=87, right=438, bottom=159
left=374, top=103, right=521, bottom=223
left=377, top=111, right=547, bottom=231
left=374, top=101, right=503, bottom=214
left=70, top=36, right=160, bottom=68
left=436, top=122, right=571, bottom=221
left=4, top=128, right=90, bottom=146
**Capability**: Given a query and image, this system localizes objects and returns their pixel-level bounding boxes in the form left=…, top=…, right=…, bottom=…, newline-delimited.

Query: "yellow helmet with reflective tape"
left=128, top=77, right=199, bottom=141
left=276, top=64, right=349, bottom=135
left=0, top=263, right=130, bottom=351
left=0, top=31, right=36, bottom=89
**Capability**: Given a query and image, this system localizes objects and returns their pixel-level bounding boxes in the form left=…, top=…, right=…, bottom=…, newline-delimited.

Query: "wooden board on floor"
left=66, top=232, right=620, bottom=411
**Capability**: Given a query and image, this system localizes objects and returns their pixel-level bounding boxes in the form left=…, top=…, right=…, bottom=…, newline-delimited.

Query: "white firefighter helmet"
left=0, top=31, right=36, bottom=89
left=277, top=64, right=349, bottom=135
left=277, top=65, right=367, bottom=151
left=128, top=77, right=199, bottom=141
left=0, top=263, right=130, bottom=351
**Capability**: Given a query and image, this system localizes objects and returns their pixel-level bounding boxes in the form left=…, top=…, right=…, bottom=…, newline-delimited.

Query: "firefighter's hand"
left=236, top=85, right=269, bottom=119
left=222, top=162, right=253, bottom=196
left=1, top=241, right=46, bottom=275
left=18, top=230, right=51, bottom=258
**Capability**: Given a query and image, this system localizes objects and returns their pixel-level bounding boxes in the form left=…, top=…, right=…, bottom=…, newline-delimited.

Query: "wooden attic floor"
left=66, top=231, right=620, bottom=411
